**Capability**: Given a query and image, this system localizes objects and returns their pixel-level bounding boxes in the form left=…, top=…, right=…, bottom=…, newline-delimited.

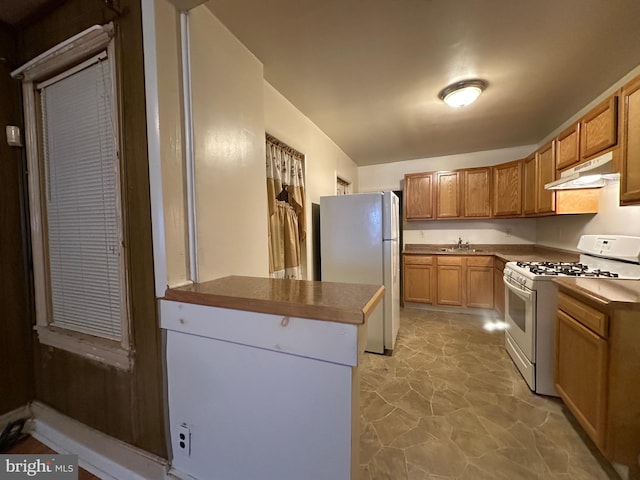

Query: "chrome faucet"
left=457, top=237, right=470, bottom=250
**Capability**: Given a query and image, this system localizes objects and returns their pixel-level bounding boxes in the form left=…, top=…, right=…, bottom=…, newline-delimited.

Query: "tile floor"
left=359, top=307, right=620, bottom=480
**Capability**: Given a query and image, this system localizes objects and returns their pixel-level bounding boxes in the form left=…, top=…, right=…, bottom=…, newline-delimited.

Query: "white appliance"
left=503, top=235, right=640, bottom=396
left=544, top=150, right=619, bottom=190
left=320, top=192, right=400, bottom=354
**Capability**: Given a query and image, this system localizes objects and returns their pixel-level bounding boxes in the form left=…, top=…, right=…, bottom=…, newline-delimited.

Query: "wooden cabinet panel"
left=581, top=96, right=618, bottom=160
left=436, top=256, right=463, bottom=306
left=493, top=263, right=505, bottom=319
left=558, top=293, right=608, bottom=338
left=403, top=263, right=436, bottom=304
left=492, top=160, right=522, bottom=217
left=435, top=171, right=460, bottom=219
left=536, top=141, right=556, bottom=214
left=404, top=255, right=433, bottom=265
left=523, top=155, right=537, bottom=215
left=556, top=287, right=640, bottom=473
left=555, top=310, right=608, bottom=449
left=620, top=77, right=640, bottom=205
left=404, top=172, right=434, bottom=220
left=466, top=256, right=493, bottom=267
left=463, top=167, right=491, bottom=218
left=466, top=265, right=494, bottom=309
left=437, top=256, right=463, bottom=266
left=556, top=123, right=580, bottom=170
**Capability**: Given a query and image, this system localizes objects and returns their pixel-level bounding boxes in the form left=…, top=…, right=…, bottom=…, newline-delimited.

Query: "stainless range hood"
left=544, top=151, right=619, bottom=190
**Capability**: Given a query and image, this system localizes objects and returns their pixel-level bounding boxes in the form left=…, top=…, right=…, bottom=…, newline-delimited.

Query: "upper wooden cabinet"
left=492, top=160, right=522, bottom=217
left=523, top=155, right=537, bottom=216
left=462, top=167, right=491, bottom=218
left=620, top=76, right=640, bottom=205
left=435, top=171, right=460, bottom=219
left=580, top=96, right=618, bottom=160
left=536, top=141, right=556, bottom=214
left=405, top=167, right=492, bottom=220
left=404, top=172, right=434, bottom=220
left=556, top=123, right=581, bottom=170
left=523, top=143, right=556, bottom=216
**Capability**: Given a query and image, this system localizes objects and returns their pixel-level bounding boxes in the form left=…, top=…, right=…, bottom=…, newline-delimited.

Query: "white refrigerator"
left=320, top=192, right=400, bottom=354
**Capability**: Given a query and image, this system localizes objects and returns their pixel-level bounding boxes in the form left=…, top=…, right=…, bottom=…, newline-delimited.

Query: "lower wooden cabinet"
left=555, top=288, right=640, bottom=476
left=493, top=258, right=506, bottom=318
left=555, top=309, right=608, bottom=447
left=403, top=255, right=436, bottom=303
left=403, top=254, right=494, bottom=310
left=466, top=257, right=494, bottom=309
left=436, top=256, right=464, bottom=306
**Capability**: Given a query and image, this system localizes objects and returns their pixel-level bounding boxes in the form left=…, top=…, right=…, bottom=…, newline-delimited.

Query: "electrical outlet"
left=177, top=423, right=191, bottom=456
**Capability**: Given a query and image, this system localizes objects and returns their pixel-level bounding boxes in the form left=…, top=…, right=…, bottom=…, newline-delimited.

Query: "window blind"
left=40, top=55, right=124, bottom=341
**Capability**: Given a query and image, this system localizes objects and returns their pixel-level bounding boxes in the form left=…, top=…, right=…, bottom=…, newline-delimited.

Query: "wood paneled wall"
left=17, top=0, right=166, bottom=457
left=0, top=24, right=34, bottom=417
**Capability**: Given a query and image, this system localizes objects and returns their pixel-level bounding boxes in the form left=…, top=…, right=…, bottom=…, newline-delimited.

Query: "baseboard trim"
left=0, top=405, right=30, bottom=430
left=29, top=402, right=172, bottom=480
left=403, top=303, right=497, bottom=317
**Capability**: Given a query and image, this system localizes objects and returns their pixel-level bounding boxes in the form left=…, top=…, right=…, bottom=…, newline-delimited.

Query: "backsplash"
left=536, top=183, right=640, bottom=250
left=403, top=218, right=537, bottom=247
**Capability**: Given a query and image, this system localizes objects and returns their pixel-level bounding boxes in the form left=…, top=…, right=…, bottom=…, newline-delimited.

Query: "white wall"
left=154, top=0, right=189, bottom=287
left=404, top=219, right=537, bottom=247
left=358, top=145, right=535, bottom=193
left=189, top=6, right=269, bottom=280
left=536, top=184, right=640, bottom=249
left=152, top=1, right=358, bottom=284
left=264, top=82, right=359, bottom=278
left=153, top=1, right=270, bottom=286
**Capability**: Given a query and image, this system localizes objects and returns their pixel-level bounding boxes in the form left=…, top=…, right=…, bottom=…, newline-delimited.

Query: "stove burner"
left=514, top=261, right=621, bottom=278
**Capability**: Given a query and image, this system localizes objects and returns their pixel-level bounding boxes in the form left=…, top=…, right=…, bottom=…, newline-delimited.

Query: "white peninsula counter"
left=160, top=275, right=384, bottom=480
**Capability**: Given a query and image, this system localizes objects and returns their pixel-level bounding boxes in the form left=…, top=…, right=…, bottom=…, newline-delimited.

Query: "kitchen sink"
left=438, top=247, right=484, bottom=253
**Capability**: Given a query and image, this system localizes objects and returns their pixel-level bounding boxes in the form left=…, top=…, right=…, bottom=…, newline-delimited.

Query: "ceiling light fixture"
left=438, top=79, right=488, bottom=108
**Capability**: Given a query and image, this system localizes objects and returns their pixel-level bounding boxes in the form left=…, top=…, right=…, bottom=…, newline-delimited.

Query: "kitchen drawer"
left=557, top=292, right=608, bottom=338
left=466, top=256, right=493, bottom=267
left=404, top=255, right=433, bottom=265
left=436, top=256, right=463, bottom=266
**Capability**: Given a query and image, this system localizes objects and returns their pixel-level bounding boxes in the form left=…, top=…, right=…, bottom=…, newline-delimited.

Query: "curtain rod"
left=266, top=133, right=305, bottom=160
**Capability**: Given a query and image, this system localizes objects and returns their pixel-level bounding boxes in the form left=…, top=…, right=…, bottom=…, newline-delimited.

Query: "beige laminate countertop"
left=554, top=278, right=640, bottom=310
left=164, top=275, right=385, bottom=325
left=403, top=243, right=580, bottom=263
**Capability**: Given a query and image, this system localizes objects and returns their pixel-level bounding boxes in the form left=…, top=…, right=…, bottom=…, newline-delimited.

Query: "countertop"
left=403, top=243, right=580, bottom=263
left=554, top=278, right=640, bottom=310
left=164, top=275, right=385, bottom=325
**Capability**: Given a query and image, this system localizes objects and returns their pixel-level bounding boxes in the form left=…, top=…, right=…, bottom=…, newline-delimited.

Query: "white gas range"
left=503, top=235, right=640, bottom=397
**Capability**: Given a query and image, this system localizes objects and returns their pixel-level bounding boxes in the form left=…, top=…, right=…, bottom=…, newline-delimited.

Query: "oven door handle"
left=503, top=277, right=534, bottom=301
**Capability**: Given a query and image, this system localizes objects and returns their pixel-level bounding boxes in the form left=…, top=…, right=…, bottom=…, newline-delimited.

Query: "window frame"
left=14, top=24, right=132, bottom=370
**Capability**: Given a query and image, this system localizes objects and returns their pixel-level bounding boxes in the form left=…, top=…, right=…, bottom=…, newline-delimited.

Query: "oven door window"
left=508, top=290, right=528, bottom=332
left=504, top=279, right=536, bottom=361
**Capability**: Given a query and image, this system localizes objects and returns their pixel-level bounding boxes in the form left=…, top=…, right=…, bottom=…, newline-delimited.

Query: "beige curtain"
left=266, top=136, right=306, bottom=279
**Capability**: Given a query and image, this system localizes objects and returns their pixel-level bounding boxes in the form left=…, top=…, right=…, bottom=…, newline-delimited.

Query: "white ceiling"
left=206, top=0, right=640, bottom=166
